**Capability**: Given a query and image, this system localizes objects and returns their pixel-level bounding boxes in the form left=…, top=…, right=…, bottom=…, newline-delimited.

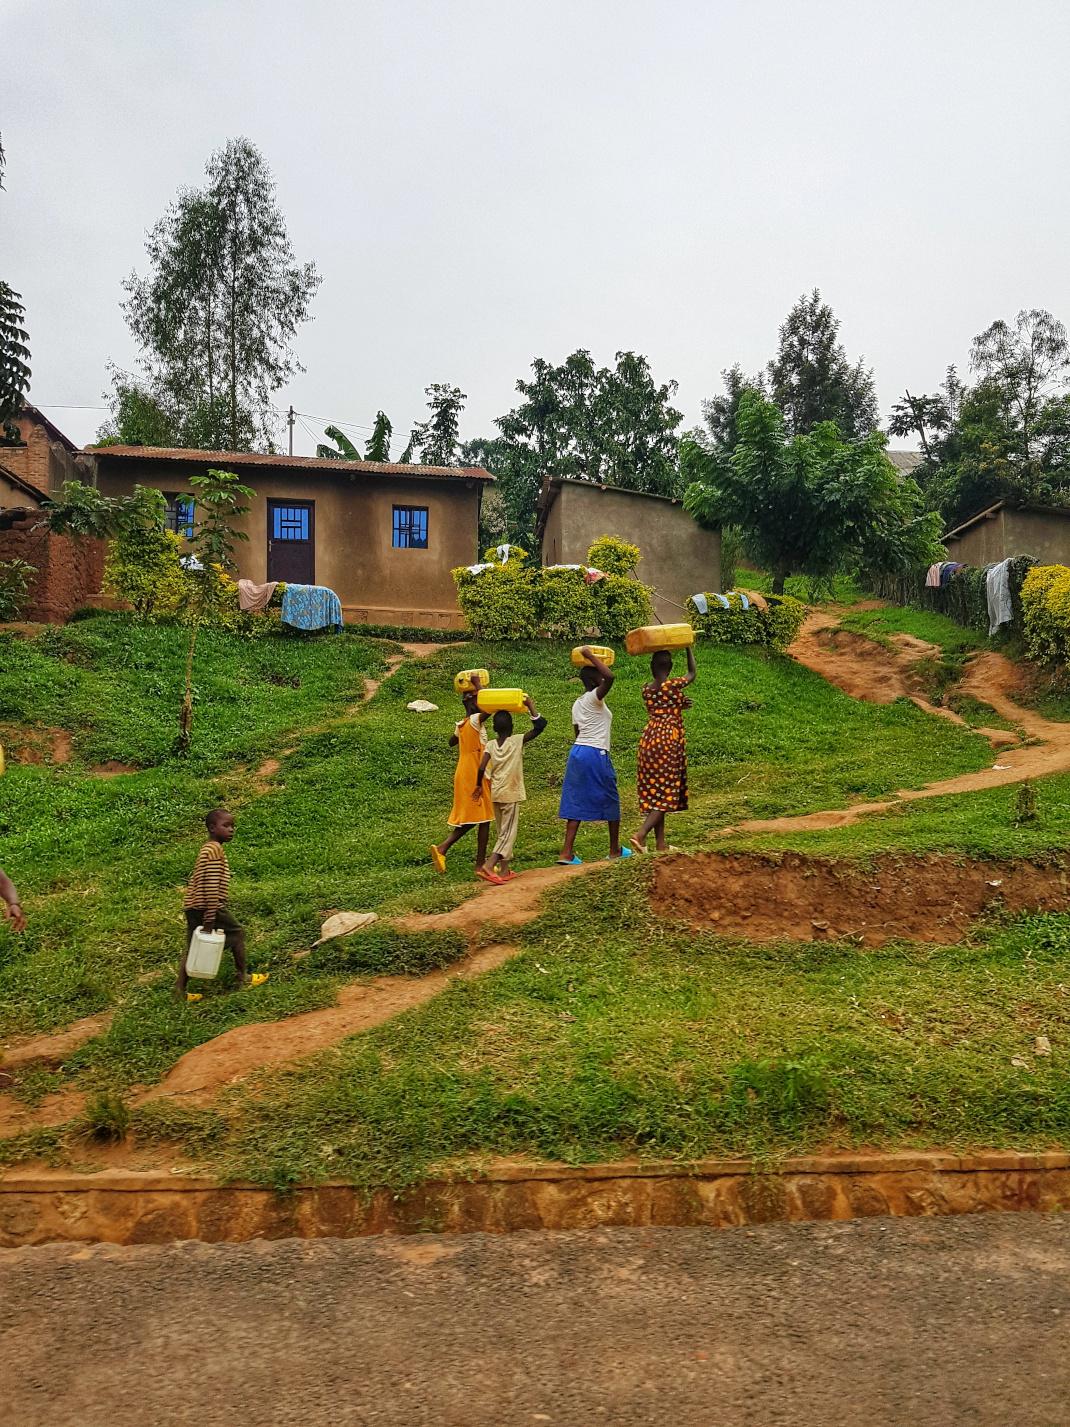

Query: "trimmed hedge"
left=687, top=591, right=807, bottom=650
left=1021, top=565, right=1070, bottom=667
left=453, top=537, right=655, bottom=641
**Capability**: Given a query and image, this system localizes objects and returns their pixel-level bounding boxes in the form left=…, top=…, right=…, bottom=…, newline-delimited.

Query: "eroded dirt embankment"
left=651, top=851, right=1070, bottom=945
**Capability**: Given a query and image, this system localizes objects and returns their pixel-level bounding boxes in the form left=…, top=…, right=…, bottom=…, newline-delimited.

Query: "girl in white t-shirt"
left=556, top=647, right=632, bottom=866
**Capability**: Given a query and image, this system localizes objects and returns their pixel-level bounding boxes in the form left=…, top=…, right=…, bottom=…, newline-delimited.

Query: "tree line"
left=5, top=132, right=1069, bottom=594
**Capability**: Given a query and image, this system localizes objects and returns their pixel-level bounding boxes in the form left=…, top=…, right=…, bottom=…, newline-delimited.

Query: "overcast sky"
left=5, top=0, right=1069, bottom=455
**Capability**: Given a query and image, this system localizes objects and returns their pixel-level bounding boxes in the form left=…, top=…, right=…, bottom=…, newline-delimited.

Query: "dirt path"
left=723, top=616, right=1070, bottom=838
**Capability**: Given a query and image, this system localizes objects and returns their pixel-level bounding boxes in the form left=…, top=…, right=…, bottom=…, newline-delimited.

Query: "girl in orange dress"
left=431, top=677, right=497, bottom=881
left=631, top=645, right=696, bottom=853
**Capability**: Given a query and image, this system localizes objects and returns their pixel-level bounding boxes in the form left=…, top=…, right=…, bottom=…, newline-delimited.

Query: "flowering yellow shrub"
left=1021, top=564, right=1070, bottom=667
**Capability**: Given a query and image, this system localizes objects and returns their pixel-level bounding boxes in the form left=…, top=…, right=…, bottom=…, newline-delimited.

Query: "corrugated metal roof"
left=87, top=446, right=493, bottom=481
left=887, top=449, right=924, bottom=474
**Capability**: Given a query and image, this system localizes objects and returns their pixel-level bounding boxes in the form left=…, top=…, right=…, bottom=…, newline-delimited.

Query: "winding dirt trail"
left=723, top=615, right=1070, bottom=838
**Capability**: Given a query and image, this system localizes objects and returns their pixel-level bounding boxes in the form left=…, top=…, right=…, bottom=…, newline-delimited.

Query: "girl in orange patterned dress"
left=630, top=645, right=696, bottom=853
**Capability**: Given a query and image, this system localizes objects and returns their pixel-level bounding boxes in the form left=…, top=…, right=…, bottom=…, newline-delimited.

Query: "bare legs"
left=435, top=822, right=491, bottom=871
left=559, top=818, right=624, bottom=861
left=633, top=809, right=668, bottom=853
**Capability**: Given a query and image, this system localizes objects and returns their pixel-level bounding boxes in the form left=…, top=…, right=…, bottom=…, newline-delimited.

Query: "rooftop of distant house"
left=86, top=444, right=494, bottom=482
left=944, top=498, right=1070, bottom=541
left=886, top=450, right=924, bottom=475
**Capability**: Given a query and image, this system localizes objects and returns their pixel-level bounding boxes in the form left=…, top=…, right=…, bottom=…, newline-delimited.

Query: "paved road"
left=2, top=1216, right=1068, bottom=1426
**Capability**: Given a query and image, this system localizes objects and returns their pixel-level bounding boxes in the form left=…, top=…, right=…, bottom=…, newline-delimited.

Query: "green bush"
left=0, top=558, right=35, bottom=621
left=868, top=556, right=1037, bottom=639
left=593, top=572, right=653, bottom=637
left=454, top=559, right=653, bottom=640
left=687, top=591, right=806, bottom=650
left=537, top=565, right=597, bottom=638
left=586, top=535, right=640, bottom=576
left=103, top=525, right=283, bottom=633
left=453, top=562, right=539, bottom=639
left=1021, top=565, right=1070, bottom=666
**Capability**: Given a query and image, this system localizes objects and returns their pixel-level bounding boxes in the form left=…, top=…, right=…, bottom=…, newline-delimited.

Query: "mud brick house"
left=0, top=405, right=82, bottom=511
left=87, top=446, right=491, bottom=628
left=537, top=476, right=722, bottom=621
left=943, top=500, right=1070, bottom=568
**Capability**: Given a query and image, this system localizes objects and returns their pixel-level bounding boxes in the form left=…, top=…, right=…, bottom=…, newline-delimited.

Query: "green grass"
left=737, top=570, right=864, bottom=604
left=1, top=608, right=1067, bottom=1179
left=115, top=870, right=1070, bottom=1190
left=837, top=606, right=987, bottom=656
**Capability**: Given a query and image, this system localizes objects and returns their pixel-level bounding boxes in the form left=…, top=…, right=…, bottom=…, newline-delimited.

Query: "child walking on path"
left=176, top=808, right=268, bottom=1002
left=631, top=645, right=696, bottom=853
left=431, top=676, right=495, bottom=880
left=474, top=695, right=548, bottom=882
left=557, top=647, right=631, bottom=866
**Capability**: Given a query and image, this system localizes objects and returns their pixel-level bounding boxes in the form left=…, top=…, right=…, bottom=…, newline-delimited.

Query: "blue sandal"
left=556, top=855, right=583, bottom=866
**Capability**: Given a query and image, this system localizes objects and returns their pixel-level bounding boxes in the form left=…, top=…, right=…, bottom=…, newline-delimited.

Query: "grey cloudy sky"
left=6, top=0, right=1070, bottom=455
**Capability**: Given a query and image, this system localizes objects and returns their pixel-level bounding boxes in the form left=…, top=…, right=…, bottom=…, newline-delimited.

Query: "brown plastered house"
left=943, top=499, right=1070, bottom=568
left=537, top=476, right=722, bottom=622
left=0, top=406, right=85, bottom=511
left=87, top=446, right=491, bottom=628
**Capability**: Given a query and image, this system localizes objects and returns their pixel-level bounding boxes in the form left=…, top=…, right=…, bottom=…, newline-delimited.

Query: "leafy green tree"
left=365, top=410, right=392, bottom=462
left=0, top=135, right=31, bottom=445
left=970, top=308, right=1069, bottom=464
left=683, top=391, right=940, bottom=593
left=461, top=435, right=541, bottom=548
left=95, top=368, right=180, bottom=447
left=411, top=383, right=466, bottom=465
left=699, top=363, right=765, bottom=456
left=496, top=349, right=683, bottom=505
left=189, top=468, right=255, bottom=570
left=766, top=289, right=878, bottom=438
left=121, top=137, right=320, bottom=451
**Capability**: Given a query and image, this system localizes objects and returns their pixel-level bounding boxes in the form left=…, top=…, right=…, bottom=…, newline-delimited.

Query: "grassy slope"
left=3, top=611, right=1070, bottom=1176
left=146, top=871, right=1070, bottom=1190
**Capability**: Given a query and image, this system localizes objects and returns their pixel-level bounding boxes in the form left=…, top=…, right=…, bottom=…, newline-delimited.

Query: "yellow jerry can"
left=476, top=688, right=528, bottom=715
left=624, top=623, right=695, bottom=656
left=570, top=645, right=615, bottom=667
left=454, top=668, right=491, bottom=693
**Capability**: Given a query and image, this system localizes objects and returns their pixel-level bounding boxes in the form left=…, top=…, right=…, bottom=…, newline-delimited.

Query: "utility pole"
left=287, top=405, right=295, bottom=456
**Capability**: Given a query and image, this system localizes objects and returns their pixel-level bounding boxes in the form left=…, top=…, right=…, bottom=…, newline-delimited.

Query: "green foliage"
left=0, top=558, right=34, bottom=620
left=869, top=556, right=1037, bottom=642
left=497, top=348, right=684, bottom=499
left=594, top=573, right=653, bottom=638
left=454, top=554, right=653, bottom=640
left=1021, top=564, right=1070, bottom=666
left=40, top=479, right=157, bottom=539
left=586, top=535, right=640, bottom=576
left=452, top=562, right=539, bottom=639
left=308, top=927, right=468, bottom=977
left=482, top=544, right=529, bottom=564
left=684, top=392, right=943, bottom=594
left=536, top=566, right=596, bottom=638
left=83, top=1090, right=130, bottom=1142
left=463, top=436, right=540, bottom=549
left=188, top=468, right=255, bottom=571
left=411, top=383, right=466, bottom=466
left=316, top=424, right=360, bottom=460
left=120, top=137, right=321, bottom=451
left=94, top=368, right=179, bottom=447
left=766, top=288, right=878, bottom=438
left=719, top=525, right=743, bottom=590
left=687, top=592, right=806, bottom=650
left=0, top=281, right=31, bottom=444
left=365, top=411, right=392, bottom=462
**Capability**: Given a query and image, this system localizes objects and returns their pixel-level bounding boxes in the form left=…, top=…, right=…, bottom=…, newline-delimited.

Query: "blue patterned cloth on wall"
left=281, top=584, right=344, bottom=632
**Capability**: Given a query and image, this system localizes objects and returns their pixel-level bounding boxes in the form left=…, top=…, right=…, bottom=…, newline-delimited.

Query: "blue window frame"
left=392, top=505, right=428, bottom=549
left=272, top=505, right=310, bottom=541
left=163, top=494, right=195, bottom=538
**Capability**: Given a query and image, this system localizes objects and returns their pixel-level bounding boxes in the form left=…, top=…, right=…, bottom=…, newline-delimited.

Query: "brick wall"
left=1, top=411, right=84, bottom=499
left=0, top=515, right=106, bottom=623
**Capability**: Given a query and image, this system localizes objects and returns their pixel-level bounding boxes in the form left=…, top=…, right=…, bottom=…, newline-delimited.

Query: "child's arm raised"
left=580, top=646, right=615, bottom=700
left=683, top=645, right=697, bottom=685
left=522, top=695, right=548, bottom=744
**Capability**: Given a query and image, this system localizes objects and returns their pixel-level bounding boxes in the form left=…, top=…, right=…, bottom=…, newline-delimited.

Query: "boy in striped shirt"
left=177, top=808, right=266, bottom=1001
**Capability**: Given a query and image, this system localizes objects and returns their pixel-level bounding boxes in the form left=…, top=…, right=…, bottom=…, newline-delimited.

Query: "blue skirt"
left=559, top=744, right=621, bottom=822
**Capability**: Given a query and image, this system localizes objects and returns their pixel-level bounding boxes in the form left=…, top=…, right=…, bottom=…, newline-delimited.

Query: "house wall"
left=541, top=483, right=721, bottom=620
left=946, top=509, right=1070, bottom=568
left=92, top=457, right=481, bottom=627
left=0, top=516, right=106, bottom=622
left=2, top=414, right=81, bottom=499
left=0, top=470, right=41, bottom=511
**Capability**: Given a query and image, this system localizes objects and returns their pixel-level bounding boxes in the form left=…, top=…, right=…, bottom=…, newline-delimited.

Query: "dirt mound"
left=651, top=852, right=1070, bottom=945
left=788, top=620, right=926, bottom=704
